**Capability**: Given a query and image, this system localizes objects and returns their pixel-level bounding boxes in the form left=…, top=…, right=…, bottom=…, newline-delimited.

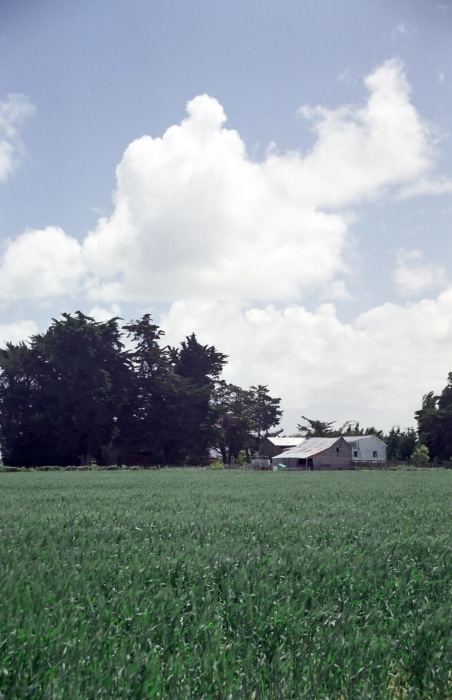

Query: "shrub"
left=236, top=449, right=249, bottom=467
left=209, top=460, right=224, bottom=469
left=411, top=444, right=429, bottom=466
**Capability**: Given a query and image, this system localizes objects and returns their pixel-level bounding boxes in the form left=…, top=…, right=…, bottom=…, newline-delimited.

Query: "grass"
left=0, top=469, right=450, bottom=698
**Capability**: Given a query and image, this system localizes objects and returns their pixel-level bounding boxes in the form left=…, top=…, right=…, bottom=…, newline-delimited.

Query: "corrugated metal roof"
left=265, top=437, right=304, bottom=447
left=343, top=435, right=387, bottom=445
left=277, top=437, right=345, bottom=458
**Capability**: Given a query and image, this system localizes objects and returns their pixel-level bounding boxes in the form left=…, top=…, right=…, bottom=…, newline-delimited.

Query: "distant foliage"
left=411, top=444, right=430, bottom=466
left=297, top=416, right=418, bottom=460
left=209, top=460, right=224, bottom=470
left=236, top=449, right=248, bottom=467
left=0, top=312, right=282, bottom=467
left=415, top=372, right=452, bottom=461
left=296, top=416, right=337, bottom=437
left=212, top=382, right=282, bottom=464
left=385, top=426, right=418, bottom=460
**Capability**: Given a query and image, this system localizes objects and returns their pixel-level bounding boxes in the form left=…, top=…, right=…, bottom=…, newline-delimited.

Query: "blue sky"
left=0, top=0, right=451, bottom=432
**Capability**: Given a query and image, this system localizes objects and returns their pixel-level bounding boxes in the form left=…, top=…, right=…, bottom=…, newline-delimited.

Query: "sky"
left=0, top=0, right=451, bottom=434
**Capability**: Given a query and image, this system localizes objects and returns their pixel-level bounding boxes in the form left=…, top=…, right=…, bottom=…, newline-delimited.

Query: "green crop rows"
left=0, top=470, right=450, bottom=698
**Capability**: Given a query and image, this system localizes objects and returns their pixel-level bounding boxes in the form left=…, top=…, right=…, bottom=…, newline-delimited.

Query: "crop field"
left=0, top=470, right=451, bottom=699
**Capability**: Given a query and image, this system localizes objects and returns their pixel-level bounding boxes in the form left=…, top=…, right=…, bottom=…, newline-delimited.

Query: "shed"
left=259, top=436, right=304, bottom=459
left=343, top=435, right=387, bottom=462
left=272, top=437, right=352, bottom=470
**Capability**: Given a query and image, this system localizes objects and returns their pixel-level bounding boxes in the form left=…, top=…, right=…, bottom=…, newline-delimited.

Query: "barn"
left=258, top=436, right=304, bottom=459
left=272, top=437, right=352, bottom=470
left=343, top=435, right=387, bottom=462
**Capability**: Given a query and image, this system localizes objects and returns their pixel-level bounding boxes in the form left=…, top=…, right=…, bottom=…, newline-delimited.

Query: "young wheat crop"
left=0, top=469, right=450, bottom=698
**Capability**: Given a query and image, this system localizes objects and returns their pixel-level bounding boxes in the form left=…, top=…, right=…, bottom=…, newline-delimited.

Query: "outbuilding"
left=272, top=437, right=352, bottom=470
left=259, top=436, right=304, bottom=459
left=343, top=435, right=387, bottom=462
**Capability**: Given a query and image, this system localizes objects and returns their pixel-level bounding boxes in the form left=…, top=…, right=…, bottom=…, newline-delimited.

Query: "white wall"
left=348, top=436, right=387, bottom=461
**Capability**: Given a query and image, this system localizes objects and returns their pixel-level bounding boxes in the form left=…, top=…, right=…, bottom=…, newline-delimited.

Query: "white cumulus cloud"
left=297, top=59, right=438, bottom=207
left=0, top=61, right=451, bottom=433
left=393, top=248, right=448, bottom=297
left=0, top=320, right=39, bottom=346
left=0, top=227, right=85, bottom=300
left=161, top=290, right=452, bottom=432
left=0, top=94, right=35, bottom=183
left=0, top=60, right=447, bottom=309
left=88, top=303, right=122, bottom=322
left=82, top=94, right=349, bottom=304
left=79, top=59, right=444, bottom=305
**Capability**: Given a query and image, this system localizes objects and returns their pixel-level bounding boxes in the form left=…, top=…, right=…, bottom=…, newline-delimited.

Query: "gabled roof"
left=343, top=435, right=387, bottom=446
left=278, top=437, right=347, bottom=458
left=262, top=437, right=304, bottom=447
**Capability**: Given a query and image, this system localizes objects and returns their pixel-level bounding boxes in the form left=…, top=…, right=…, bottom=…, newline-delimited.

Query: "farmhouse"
left=259, top=436, right=304, bottom=459
left=272, top=437, right=352, bottom=470
left=343, top=435, right=387, bottom=462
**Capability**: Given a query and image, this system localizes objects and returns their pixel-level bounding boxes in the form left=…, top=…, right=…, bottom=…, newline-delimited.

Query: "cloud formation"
left=0, top=94, right=35, bottom=183
left=0, top=227, right=84, bottom=300
left=393, top=248, right=448, bottom=297
left=0, top=320, right=38, bottom=346
left=296, top=59, right=434, bottom=208
left=0, top=60, right=447, bottom=307
left=82, top=94, right=348, bottom=304
left=1, top=61, right=451, bottom=431
left=161, top=292, right=452, bottom=431
left=79, top=59, right=444, bottom=304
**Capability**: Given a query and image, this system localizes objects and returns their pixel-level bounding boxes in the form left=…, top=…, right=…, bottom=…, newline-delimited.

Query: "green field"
left=0, top=470, right=451, bottom=699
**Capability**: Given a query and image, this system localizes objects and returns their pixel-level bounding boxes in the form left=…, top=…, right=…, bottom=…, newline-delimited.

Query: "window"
left=354, top=450, right=358, bottom=458
left=336, top=447, right=339, bottom=452
left=373, top=451, right=378, bottom=458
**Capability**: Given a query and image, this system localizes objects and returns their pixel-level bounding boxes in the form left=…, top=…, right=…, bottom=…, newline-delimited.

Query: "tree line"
left=0, top=312, right=282, bottom=467
left=1, top=311, right=451, bottom=467
left=299, top=371, right=452, bottom=464
left=415, top=372, right=452, bottom=463
left=295, top=417, right=418, bottom=461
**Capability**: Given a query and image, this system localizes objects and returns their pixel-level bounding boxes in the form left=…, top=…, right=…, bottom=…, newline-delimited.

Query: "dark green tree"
left=34, top=312, right=131, bottom=466
left=120, top=323, right=228, bottom=465
left=0, top=312, right=281, bottom=467
left=119, top=315, right=171, bottom=464
left=169, top=334, right=227, bottom=464
left=338, top=422, right=386, bottom=440
left=415, top=373, right=452, bottom=461
left=249, top=385, right=282, bottom=441
left=385, top=426, right=417, bottom=460
left=212, top=381, right=255, bottom=464
left=0, top=313, right=131, bottom=466
left=212, top=382, right=282, bottom=463
left=171, top=333, right=227, bottom=386
left=297, top=416, right=337, bottom=437
left=0, top=341, right=52, bottom=465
